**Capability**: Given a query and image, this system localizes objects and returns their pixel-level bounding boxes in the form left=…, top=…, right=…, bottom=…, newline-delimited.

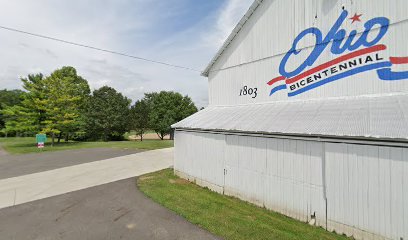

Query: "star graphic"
left=350, top=13, right=363, bottom=23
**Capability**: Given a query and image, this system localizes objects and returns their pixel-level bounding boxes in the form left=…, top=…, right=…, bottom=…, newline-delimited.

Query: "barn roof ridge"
left=201, top=0, right=263, bottom=77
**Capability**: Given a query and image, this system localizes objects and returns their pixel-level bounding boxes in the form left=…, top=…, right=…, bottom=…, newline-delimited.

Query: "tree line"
left=0, top=66, right=198, bottom=144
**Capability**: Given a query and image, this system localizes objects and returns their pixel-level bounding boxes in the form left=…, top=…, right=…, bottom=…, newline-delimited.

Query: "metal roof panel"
left=172, top=95, right=408, bottom=140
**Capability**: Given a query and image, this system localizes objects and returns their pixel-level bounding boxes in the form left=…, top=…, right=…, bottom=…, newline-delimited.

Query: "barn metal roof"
left=172, top=94, right=408, bottom=141
left=201, top=0, right=263, bottom=77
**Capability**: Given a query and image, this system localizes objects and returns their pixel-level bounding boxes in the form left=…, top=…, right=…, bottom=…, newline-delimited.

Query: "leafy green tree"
left=1, top=105, right=39, bottom=136
left=85, top=86, right=131, bottom=141
left=41, top=67, right=90, bottom=145
left=129, top=99, right=150, bottom=141
left=145, top=91, right=197, bottom=140
left=0, top=89, right=24, bottom=131
left=1, top=74, right=45, bottom=136
left=20, top=73, right=47, bottom=132
left=0, top=89, right=24, bottom=106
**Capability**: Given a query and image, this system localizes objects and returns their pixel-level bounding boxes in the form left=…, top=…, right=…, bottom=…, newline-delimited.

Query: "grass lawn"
left=0, top=137, right=173, bottom=154
left=138, top=169, right=349, bottom=240
left=124, top=130, right=159, bottom=138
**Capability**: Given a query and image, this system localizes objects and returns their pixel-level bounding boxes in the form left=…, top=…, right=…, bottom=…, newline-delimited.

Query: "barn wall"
left=223, top=134, right=326, bottom=225
left=174, top=131, right=226, bottom=192
left=174, top=130, right=408, bottom=240
left=325, top=143, right=408, bottom=240
left=207, top=0, right=408, bottom=106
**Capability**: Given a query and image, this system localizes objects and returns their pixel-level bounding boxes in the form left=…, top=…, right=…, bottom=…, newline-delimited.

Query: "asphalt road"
left=0, top=145, right=7, bottom=157
left=0, top=148, right=142, bottom=179
left=0, top=178, right=220, bottom=240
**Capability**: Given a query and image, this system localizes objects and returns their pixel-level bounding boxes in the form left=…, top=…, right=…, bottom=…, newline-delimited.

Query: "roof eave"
left=173, top=127, right=408, bottom=147
left=201, top=0, right=263, bottom=77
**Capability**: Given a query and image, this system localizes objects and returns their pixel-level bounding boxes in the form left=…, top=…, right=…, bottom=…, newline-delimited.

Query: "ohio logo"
left=267, top=10, right=408, bottom=97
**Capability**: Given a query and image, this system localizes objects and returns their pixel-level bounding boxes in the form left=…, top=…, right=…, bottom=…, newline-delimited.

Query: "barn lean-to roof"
left=172, top=94, right=408, bottom=143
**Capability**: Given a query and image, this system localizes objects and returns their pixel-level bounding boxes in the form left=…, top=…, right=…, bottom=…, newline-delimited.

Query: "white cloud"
left=0, top=0, right=253, bottom=108
left=205, top=0, right=253, bottom=48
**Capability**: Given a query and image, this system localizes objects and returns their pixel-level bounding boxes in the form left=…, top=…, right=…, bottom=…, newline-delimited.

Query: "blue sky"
left=0, top=0, right=253, bottom=107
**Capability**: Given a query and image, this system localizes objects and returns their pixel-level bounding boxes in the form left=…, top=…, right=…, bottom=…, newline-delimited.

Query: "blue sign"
left=36, top=134, right=47, bottom=143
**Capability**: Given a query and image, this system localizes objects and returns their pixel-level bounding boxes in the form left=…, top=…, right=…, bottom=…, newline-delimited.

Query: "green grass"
left=0, top=137, right=173, bottom=154
left=138, top=169, right=349, bottom=240
left=124, top=130, right=160, bottom=138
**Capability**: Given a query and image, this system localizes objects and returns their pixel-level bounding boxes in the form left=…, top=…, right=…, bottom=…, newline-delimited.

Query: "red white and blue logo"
left=267, top=10, right=408, bottom=97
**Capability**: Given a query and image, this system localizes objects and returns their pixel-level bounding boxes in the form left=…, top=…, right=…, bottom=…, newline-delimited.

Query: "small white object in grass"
left=126, top=223, right=136, bottom=229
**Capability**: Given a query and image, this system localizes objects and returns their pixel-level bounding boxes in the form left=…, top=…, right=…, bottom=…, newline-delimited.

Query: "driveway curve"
left=0, top=177, right=220, bottom=240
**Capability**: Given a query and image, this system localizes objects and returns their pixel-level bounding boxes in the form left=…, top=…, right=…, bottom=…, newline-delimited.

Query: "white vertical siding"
left=175, top=130, right=408, bottom=240
left=262, top=138, right=326, bottom=223
left=174, top=131, right=225, bottom=189
left=224, top=135, right=268, bottom=206
left=176, top=131, right=327, bottom=226
left=207, top=0, right=408, bottom=106
left=325, top=143, right=408, bottom=239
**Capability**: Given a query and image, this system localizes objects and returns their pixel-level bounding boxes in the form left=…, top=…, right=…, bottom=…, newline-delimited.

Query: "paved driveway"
left=0, top=178, right=220, bottom=240
left=0, top=148, right=173, bottom=209
left=0, top=145, right=7, bottom=157
left=0, top=148, right=142, bottom=179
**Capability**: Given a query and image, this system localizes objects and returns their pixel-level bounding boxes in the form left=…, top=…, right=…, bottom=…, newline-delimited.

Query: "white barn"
left=172, top=1, right=408, bottom=239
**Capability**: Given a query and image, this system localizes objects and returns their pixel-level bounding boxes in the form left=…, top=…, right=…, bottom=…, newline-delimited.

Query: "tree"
left=129, top=99, right=150, bottom=141
left=0, top=89, right=24, bottom=107
left=41, top=67, right=90, bottom=145
left=1, top=70, right=90, bottom=143
left=20, top=73, right=46, bottom=132
left=1, top=74, right=45, bottom=137
left=0, top=89, right=24, bottom=131
left=85, top=86, right=131, bottom=141
left=144, top=91, right=197, bottom=140
left=1, top=105, right=39, bottom=137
